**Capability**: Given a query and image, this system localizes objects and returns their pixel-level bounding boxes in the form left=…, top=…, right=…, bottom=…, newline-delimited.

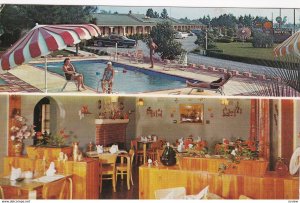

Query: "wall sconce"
left=137, top=98, right=144, bottom=106
left=221, top=99, right=229, bottom=106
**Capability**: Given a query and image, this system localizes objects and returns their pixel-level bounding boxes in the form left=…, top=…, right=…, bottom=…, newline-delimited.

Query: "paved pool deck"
left=0, top=49, right=261, bottom=95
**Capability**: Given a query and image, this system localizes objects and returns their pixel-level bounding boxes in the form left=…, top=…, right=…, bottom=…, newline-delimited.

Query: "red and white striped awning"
left=0, top=24, right=101, bottom=71
left=274, top=31, right=300, bottom=58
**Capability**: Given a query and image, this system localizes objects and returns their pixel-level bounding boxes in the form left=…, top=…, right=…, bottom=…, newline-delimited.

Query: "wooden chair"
left=116, top=149, right=135, bottom=190
left=99, top=154, right=117, bottom=193
left=0, top=186, right=4, bottom=199
left=42, top=177, right=67, bottom=199
left=147, top=140, right=164, bottom=161
left=130, top=139, right=144, bottom=165
left=61, top=73, right=78, bottom=92
left=157, top=149, right=164, bottom=162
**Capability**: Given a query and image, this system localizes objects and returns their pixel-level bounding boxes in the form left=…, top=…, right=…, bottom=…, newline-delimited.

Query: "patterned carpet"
left=0, top=72, right=42, bottom=92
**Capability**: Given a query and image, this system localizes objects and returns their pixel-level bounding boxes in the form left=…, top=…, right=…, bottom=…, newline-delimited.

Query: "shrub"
left=216, top=36, right=233, bottom=43
left=150, top=21, right=183, bottom=60
left=252, top=31, right=274, bottom=48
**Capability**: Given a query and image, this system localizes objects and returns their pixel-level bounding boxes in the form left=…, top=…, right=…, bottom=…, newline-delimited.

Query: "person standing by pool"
left=101, top=61, right=115, bottom=93
left=149, top=38, right=158, bottom=68
left=62, top=58, right=86, bottom=91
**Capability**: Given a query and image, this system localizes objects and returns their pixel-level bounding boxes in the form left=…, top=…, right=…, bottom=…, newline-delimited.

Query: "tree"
left=160, top=8, right=168, bottom=19
left=18, top=5, right=97, bottom=25
left=149, top=21, right=183, bottom=60
left=194, top=30, right=216, bottom=50
left=0, top=5, right=28, bottom=46
left=146, top=8, right=154, bottom=18
left=199, top=15, right=211, bottom=26
left=210, top=14, right=237, bottom=28
left=0, top=5, right=97, bottom=46
left=154, top=11, right=159, bottom=18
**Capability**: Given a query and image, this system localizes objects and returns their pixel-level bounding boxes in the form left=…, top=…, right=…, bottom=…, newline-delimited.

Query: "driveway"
left=89, top=36, right=278, bottom=77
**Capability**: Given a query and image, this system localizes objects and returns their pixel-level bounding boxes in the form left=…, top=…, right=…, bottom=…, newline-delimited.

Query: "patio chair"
left=188, top=73, right=232, bottom=95
left=61, top=73, right=78, bottom=92
left=163, top=52, right=188, bottom=71
left=130, top=50, right=144, bottom=63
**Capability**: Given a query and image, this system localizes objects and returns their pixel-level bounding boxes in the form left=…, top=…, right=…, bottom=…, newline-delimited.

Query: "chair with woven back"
left=130, top=139, right=144, bottom=165
left=99, top=153, right=117, bottom=193
left=116, top=149, right=135, bottom=190
left=41, top=177, right=67, bottom=199
left=147, top=139, right=165, bottom=161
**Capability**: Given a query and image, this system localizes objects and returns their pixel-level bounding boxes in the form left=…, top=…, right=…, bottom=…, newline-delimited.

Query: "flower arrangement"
left=215, top=138, right=258, bottom=161
left=176, top=135, right=208, bottom=156
left=36, top=129, right=77, bottom=147
left=215, top=138, right=259, bottom=175
left=10, top=114, right=35, bottom=144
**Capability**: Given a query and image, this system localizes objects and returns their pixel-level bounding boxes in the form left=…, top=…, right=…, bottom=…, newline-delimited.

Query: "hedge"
left=206, top=51, right=299, bottom=69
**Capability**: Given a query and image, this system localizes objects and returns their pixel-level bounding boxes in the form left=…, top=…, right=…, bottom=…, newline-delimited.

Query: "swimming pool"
left=34, top=60, right=192, bottom=93
left=0, top=77, right=7, bottom=85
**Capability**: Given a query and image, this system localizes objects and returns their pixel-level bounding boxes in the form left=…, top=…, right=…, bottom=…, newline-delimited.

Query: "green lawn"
left=215, top=42, right=277, bottom=61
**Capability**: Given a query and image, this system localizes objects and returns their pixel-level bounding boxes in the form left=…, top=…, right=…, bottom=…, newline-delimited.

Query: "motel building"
left=92, top=12, right=206, bottom=36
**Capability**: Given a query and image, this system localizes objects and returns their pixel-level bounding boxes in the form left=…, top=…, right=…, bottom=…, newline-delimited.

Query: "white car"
left=175, top=32, right=189, bottom=39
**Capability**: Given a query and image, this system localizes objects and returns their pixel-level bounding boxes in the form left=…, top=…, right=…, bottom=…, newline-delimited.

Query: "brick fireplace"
left=95, top=119, right=129, bottom=147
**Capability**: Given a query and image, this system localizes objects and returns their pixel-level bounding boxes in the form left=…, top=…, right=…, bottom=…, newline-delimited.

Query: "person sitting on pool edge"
left=62, top=58, right=86, bottom=91
left=186, top=72, right=232, bottom=89
left=101, top=61, right=115, bottom=93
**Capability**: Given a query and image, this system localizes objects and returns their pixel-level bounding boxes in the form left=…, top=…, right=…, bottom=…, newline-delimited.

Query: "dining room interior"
left=0, top=94, right=299, bottom=200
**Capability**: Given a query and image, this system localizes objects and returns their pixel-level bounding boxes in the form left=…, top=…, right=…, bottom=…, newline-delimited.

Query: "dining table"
left=0, top=174, right=72, bottom=199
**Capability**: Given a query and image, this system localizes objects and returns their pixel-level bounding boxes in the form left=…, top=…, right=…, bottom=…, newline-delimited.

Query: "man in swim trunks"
left=101, top=61, right=115, bottom=93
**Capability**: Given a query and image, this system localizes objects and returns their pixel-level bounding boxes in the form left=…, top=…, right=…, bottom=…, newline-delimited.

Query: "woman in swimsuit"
left=62, top=58, right=86, bottom=91
left=101, top=61, right=115, bottom=93
left=186, top=72, right=232, bottom=89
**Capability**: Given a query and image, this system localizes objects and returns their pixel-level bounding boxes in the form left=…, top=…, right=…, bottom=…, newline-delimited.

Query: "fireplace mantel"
left=95, top=119, right=129, bottom=125
left=95, top=119, right=129, bottom=147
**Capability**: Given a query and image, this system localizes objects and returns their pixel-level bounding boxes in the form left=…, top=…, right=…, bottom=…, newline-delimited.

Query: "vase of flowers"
left=10, top=114, right=35, bottom=156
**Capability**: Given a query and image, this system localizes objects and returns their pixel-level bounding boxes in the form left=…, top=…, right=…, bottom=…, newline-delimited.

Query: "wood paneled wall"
left=139, top=165, right=299, bottom=199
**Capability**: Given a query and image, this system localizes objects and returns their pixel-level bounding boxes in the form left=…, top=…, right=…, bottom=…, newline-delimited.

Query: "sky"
left=98, top=6, right=300, bottom=24
left=2, top=0, right=300, bottom=23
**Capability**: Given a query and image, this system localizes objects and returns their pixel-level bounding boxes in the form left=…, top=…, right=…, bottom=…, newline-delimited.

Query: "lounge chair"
left=187, top=73, right=232, bottom=95
left=163, top=51, right=188, bottom=71
left=129, top=50, right=144, bottom=63
left=61, top=73, right=78, bottom=92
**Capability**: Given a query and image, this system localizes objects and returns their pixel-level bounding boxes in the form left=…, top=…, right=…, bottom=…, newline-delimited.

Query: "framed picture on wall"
left=179, top=104, right=204, bottom=123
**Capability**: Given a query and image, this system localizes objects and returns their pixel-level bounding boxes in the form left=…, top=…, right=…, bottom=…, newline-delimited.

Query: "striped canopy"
left=274, top=31, right=300, bottom=58
left=0, top=24, right=101, bottom=71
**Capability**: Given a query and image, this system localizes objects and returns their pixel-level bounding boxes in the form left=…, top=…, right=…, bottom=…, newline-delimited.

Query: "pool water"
left=34, top=60, right=187, bottom=93
left=0, top=78, right=7, bottom=85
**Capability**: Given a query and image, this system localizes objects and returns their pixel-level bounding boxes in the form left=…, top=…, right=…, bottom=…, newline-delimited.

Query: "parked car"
left=94, top=34, right=136, bottom=48
left=174, top=32, right=189, bottom=39
left=191, top=29, right=203, bottom=36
